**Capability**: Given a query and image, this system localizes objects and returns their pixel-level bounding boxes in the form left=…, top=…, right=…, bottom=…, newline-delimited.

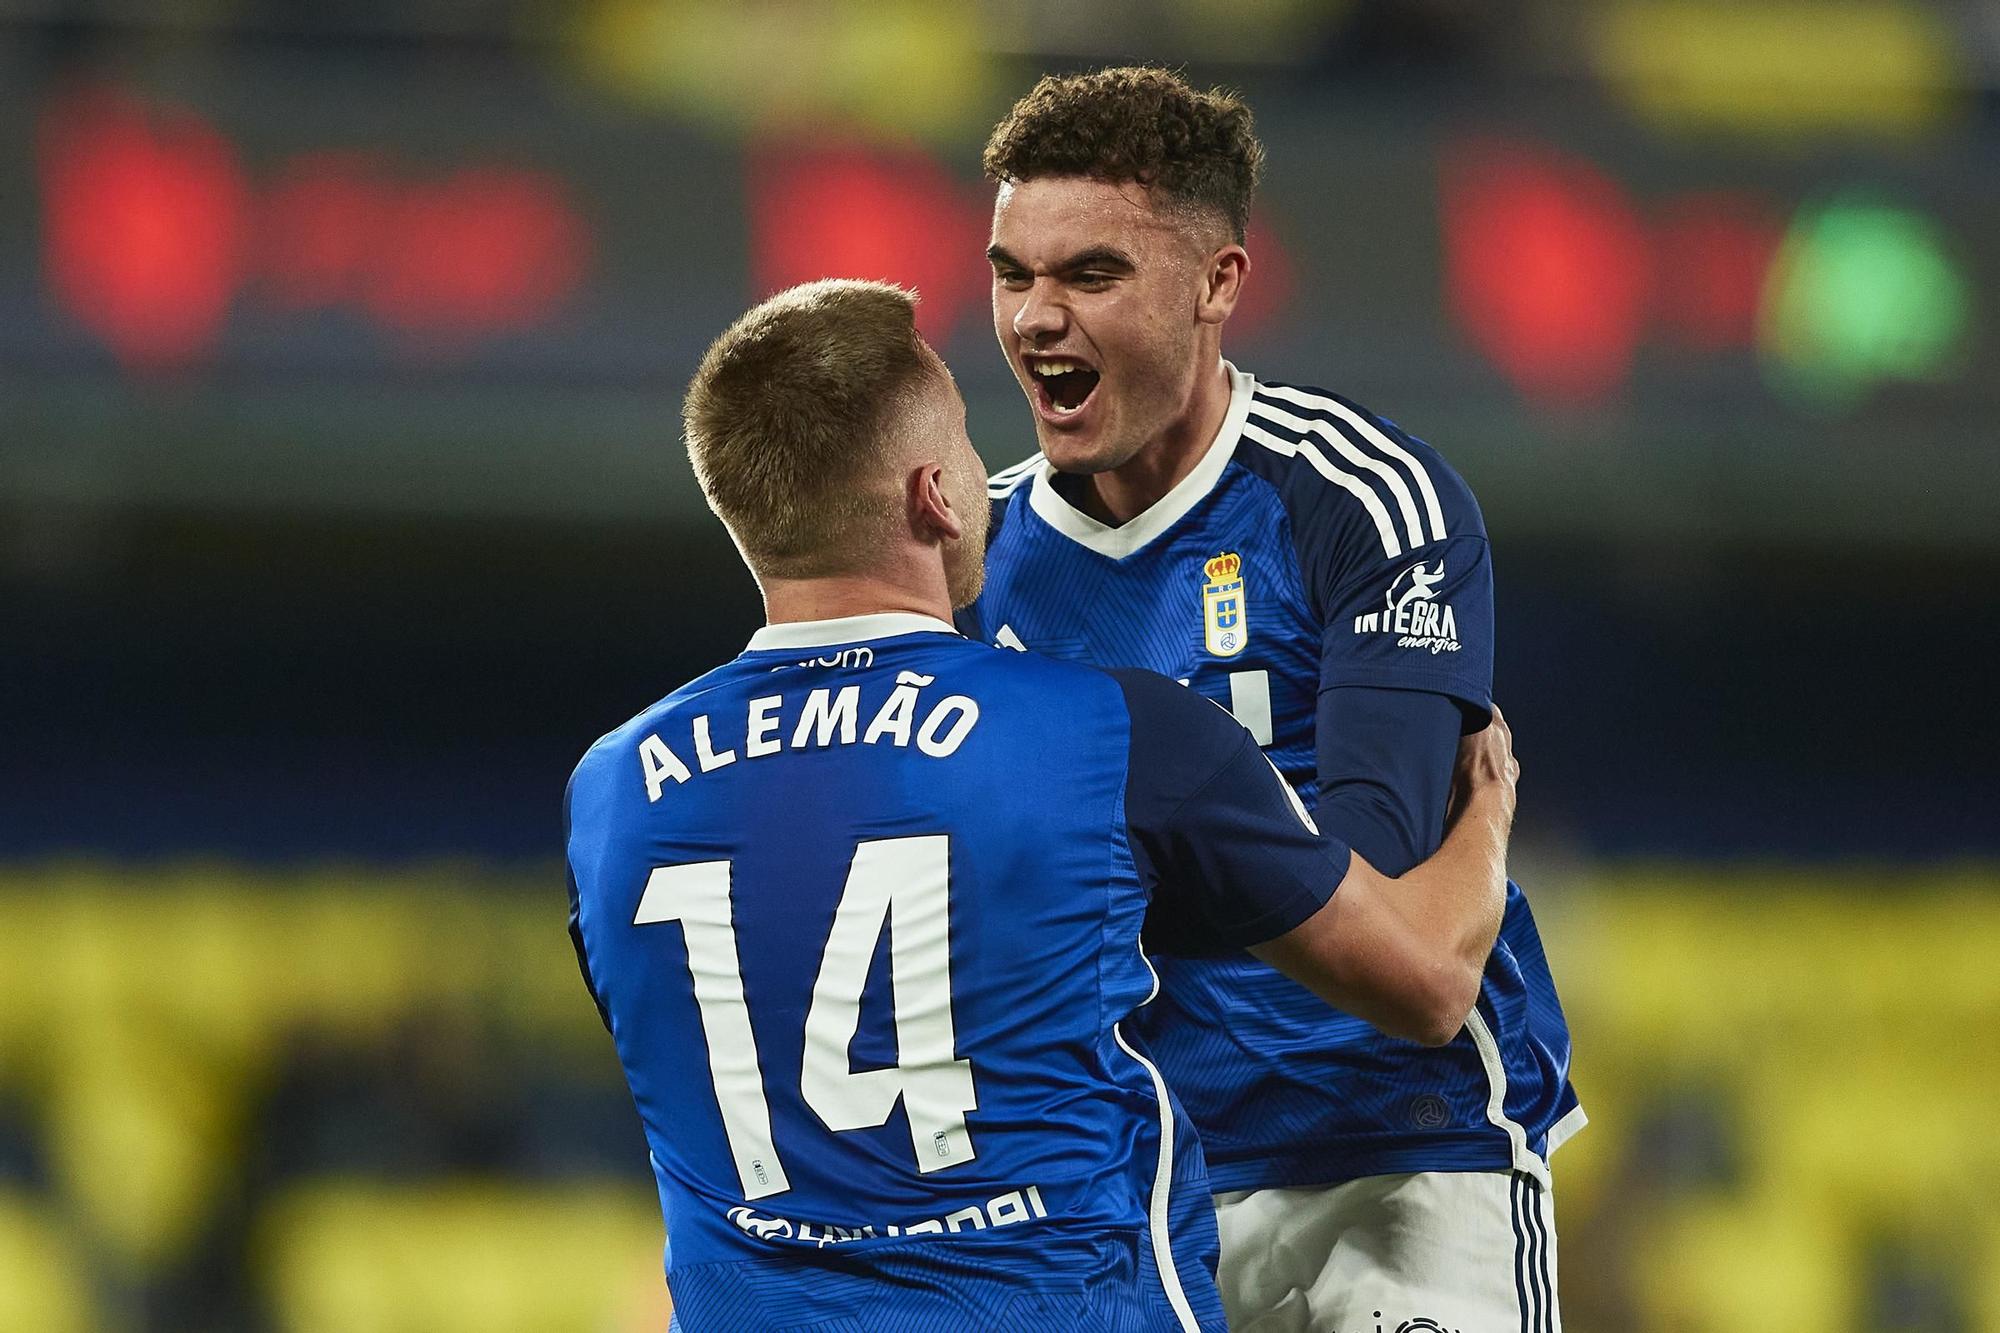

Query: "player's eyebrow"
left=986, top=244, right=1136, bottom=275
left=1055, top=246, right=1134, bottom=274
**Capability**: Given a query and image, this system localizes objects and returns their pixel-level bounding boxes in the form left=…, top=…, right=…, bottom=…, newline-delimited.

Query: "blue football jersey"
left=965, top=367, right=1584, bottom=1192
left=565, top=612, right=1355, bottom=1331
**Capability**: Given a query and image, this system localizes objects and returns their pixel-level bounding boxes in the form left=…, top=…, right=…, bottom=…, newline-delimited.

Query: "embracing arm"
left=1250, top=709, right=1515, bottom=1045
left=1121, top=667, right=1516, bottom=1047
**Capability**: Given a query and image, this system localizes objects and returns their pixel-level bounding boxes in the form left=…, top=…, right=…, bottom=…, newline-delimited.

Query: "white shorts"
left=1213, top=1169, right=1559, bottom=1333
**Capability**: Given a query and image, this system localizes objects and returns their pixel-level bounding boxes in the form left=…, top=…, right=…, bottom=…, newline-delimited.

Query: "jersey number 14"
left=635, top=835, right=978, bottom=1201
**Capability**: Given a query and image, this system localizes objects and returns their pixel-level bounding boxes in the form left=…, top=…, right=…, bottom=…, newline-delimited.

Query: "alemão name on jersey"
left=638, top=670, right=982, bottom=802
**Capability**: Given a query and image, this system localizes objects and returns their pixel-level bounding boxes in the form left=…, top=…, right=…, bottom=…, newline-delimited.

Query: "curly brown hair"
left=983, top=66, right=1264, bottom=243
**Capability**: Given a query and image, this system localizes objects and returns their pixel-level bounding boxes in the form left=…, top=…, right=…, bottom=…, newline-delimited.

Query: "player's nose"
left=1011, top=279, right=1067, bottom=344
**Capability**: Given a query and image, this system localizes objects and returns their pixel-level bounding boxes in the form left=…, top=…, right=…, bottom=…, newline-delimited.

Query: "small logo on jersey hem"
left=1202, top=551, right=1249, bottom=657
left=726, top=1185, right=1049, bottom=1249
left=1354, top=559, right=1460, bottom=654
left=1408, top=1093, right=1452, bottom=1129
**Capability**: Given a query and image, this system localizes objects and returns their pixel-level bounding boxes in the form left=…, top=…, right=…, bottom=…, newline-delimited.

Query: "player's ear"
left=1198, top=243, right=1249, bottom=326
left=910, top=462, right=965, bottom=545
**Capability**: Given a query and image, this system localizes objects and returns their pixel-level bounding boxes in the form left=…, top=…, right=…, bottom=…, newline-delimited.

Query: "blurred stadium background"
left=1, top=0, right=1995, bottom=1328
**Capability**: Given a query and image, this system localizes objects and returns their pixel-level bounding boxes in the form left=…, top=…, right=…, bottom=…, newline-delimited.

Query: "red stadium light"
left=1228, top=216, right=1293, bottom=343
left=360, top=167, right=590, bottom=341
left=260, top=152, right=397, bottom=310
left=264, top=154, right=590, bottom=344
left=1653, top=193, right=1784, bottom=353
left=38, top=86, right=253, bottom=375
left=1441, top=137, right=1799, bottom=410
left=747, top=142, right=989, bottom=342
left=38, top=86, right=592, bottom=374
left=1441, top=138, right=1653, bottom=409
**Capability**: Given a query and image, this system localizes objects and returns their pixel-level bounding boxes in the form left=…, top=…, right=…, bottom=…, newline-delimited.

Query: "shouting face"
left=989, top=176, right=1231, bottom=477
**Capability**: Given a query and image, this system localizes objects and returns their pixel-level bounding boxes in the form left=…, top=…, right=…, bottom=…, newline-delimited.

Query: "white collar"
left=1027, top=362, right=1256, bottom=560
left=747, top=612, right=960, bottom=652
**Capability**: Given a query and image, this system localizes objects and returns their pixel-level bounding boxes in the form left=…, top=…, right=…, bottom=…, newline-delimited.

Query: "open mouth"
left=1027, top=356, right=1101, bottom=418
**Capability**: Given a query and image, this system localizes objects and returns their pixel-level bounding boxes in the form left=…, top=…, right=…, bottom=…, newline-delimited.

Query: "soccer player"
left=966, top=69, right=1583, bottom=1330
left=565, top=279, right=1523, bottom=1331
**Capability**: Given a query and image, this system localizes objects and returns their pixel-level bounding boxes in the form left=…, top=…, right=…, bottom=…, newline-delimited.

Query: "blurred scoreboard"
left=0, top=54, right=1994, bottom=544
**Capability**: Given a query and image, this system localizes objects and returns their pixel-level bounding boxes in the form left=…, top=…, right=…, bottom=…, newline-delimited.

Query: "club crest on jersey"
left=1353, top=559, right=1460, bottom=654
left=1201, top=551, right=1249, bottom=657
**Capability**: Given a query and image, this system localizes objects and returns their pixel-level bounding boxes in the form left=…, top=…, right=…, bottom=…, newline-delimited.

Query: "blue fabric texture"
left=568, top=629, right=1229, bottom=1329
left=967, top=370, right=1581, bottom=1191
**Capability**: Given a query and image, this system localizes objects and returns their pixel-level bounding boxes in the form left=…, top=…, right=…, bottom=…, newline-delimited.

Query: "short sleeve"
left=1239, top=384, right=1496, bottom=719
left=1110, top=668, right=1353, bottom=949
left=1319, top=531, right=1494, bottom=717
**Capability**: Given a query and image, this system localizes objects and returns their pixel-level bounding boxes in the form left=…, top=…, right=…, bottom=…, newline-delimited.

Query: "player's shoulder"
left=971, top=637, right=1133, bottom=708
left=568, top=662, right=743, bottom=797
left=982, top=448, right=1043, bottom=535
left=986, top=448, right=1043, bottom=501
left=954, top=643, right=1221, bottom=738
left=1235, top=374, right=1485, bottom=550
left=988, top=452, right=1048, bottom=536
left=1099, top=666, right=1247, bottom=746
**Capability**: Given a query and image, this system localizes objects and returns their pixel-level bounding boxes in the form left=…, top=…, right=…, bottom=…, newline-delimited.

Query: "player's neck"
left=1081, top=358, right=1233, bottom=527
left=760, top=567, right=954, bottom=631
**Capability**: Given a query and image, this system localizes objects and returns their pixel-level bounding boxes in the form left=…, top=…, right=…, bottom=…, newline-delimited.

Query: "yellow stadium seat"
left=43, top=1016, right=242, bottom=1270
left=4, top=866, right=2000, bottom=1329
left=1974, top=1211, right=2000, bottom=1333
left=0, top=1193, right=99, bottom=1333
left=1637, top=1192, right=1855, bottom=1332
left=1753, top=1046, right=2000, bottom=1236
left=258, top=1181, right=670, bottom=1333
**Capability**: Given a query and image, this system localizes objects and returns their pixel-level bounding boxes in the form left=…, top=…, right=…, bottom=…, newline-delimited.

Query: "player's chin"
left=1028, top=429, right=1089, bottom=473
left=1031, top=409, right=1118, bottom=473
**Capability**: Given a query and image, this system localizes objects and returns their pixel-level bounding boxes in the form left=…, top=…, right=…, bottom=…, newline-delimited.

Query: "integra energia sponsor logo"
left=1353, top=560, right=1459, bottom=655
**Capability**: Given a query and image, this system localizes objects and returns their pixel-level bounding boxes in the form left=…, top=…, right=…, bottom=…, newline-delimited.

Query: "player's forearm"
left=1252, top=794, right=1507, bottom=1046
left=1385, top=784, right=1510, bottom=1030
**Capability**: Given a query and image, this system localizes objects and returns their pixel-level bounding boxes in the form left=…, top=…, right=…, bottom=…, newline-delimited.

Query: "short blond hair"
left=684, top=280, right=933, bottom=579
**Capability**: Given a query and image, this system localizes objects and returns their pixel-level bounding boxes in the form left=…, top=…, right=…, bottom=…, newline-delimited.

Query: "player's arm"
left=1314, top=685, right=1465, bottom=876
left=563, top=769, right=614, bottom=1033
left=1310, top=531, right=1498, bottom=879
left=1250, top=713, right=1514, bottom=1045
left=1296, top=539, right=1507, bottom=1036
left=1272, top=408, right=1500, bottom=878
left=1114, top=669, right=1515, bottom=1046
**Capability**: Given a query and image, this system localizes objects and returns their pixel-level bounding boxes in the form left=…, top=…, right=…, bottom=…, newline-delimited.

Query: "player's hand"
left=1450, top=704, right=1518, bottom=827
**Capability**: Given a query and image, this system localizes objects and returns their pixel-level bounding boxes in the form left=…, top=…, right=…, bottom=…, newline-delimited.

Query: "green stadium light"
left=1759, top=195, right=1971, bottom=412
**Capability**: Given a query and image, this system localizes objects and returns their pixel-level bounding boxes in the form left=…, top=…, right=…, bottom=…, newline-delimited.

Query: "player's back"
left=565, top=614, right=1224, bottom=1332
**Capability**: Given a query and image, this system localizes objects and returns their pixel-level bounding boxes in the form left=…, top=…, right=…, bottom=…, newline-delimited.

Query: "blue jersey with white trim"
left=964, top=368, right=1582, bottom=1192
left=566, top=614, right=1352, bottom=1330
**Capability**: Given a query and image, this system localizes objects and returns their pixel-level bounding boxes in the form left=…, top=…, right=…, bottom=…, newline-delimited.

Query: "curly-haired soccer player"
left=966, top=67, right=1583, bottom=1331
